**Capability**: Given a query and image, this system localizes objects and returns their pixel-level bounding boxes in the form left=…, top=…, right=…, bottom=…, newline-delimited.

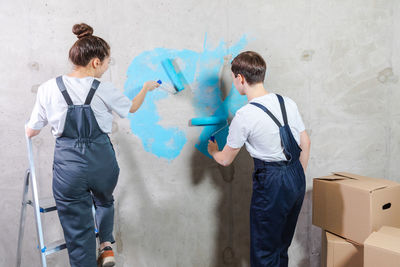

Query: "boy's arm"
left=208, top=140, right=241, bottom=167
left=299, top=130, right=311, bottom=172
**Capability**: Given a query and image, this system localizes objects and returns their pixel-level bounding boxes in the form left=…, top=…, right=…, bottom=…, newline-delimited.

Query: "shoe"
left=97, top=246, right=115, bottom=267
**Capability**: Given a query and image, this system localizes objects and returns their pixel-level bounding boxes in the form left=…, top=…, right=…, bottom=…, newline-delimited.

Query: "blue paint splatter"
left=124, top=35, right=248, bottom=160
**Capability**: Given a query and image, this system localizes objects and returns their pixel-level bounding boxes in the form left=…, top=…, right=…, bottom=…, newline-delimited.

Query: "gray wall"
left=1, top=0, right=399, bottom=266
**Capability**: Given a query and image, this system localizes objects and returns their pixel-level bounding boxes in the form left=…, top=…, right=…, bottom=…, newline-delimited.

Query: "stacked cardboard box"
left=321, top=231, right=363, bottom=267
left=364, top=226, right=400, bottom=267
left=312, top=172, right=400, bottom=267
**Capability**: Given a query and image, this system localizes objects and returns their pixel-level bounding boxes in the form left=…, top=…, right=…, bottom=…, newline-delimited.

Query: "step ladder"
left=16, top=135, right=66, bottom=267
left=16, top=135, right=99, bottom=267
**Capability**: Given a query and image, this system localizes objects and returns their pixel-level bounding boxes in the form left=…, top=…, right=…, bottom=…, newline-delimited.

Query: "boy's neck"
left=246, top=83, right=269, bottom=101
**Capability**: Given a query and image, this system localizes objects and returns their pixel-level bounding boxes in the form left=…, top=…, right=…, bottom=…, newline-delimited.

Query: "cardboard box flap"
left=326, top=231, right=346, bottom=243
left=326, top=231, right=363, bottom=246
left=316, top=174, right=353, bottom=181
left=333, top=172, right=376, bottom=180
left=318, top=172, right=372, bottom=181
left=332, top=172, right=390, bottom=192
left=333, top=172, right=399, bottom=186
left=316, top=173, right=388, bottom=192
left=350, top=181, right=388, bottom=192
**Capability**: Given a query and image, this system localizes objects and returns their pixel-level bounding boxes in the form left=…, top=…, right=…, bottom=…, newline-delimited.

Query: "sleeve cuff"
left=26, top=120, right=45, bottom=130
left=119, top=106, right=131, bottom=118
left=226, top=141, right=243, bottom=149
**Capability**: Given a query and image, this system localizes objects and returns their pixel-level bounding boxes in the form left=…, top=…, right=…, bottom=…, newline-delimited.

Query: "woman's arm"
left=25, top=127, right=41, bottom=138
left=129, top=81, right=159, bottom=113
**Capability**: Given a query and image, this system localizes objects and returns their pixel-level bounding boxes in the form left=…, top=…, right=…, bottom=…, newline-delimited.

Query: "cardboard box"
left=313, top=172, right=400, bottom=244
left=321, top=231, right=363, bottom=267
left=364, top=226, right=400, bottom=267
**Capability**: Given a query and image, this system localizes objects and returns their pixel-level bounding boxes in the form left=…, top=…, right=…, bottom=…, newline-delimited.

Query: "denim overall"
left=249, top=94, right=305, bottom=267
left=52, top=76, right=119, bottom=266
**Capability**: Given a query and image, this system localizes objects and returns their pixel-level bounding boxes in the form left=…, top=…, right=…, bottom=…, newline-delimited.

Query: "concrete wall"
left=1, top=0, right=399, bottom=266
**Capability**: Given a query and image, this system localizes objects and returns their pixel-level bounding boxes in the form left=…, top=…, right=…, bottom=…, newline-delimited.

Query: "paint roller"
left=157, top=58, right=186, bottom=94
left=189, top=116, right=228, bottom=142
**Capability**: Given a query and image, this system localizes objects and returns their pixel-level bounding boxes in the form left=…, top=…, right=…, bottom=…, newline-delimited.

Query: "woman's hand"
left=143, top=81, right=160, bottom=92
left=129, top=81, right=161, bottom=113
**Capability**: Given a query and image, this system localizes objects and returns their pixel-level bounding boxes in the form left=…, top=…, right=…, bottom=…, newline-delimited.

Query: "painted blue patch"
left=124, top=35, right=248, bottom=160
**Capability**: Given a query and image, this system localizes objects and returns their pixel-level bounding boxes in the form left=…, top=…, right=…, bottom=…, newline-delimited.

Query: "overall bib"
left=52, top=76, right=119, bottom=267
left=249, top=95, right=305, bottom=267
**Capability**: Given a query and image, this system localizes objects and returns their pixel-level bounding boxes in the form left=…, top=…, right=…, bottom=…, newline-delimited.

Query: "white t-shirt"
left=227, top=93, right=305, bottom=162
left=27, top=75, right=131, bottom=137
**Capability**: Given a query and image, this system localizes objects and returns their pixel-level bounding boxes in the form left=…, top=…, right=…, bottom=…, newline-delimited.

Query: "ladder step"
left=39, top=197, right=57, bottom=213
left=43, top=239, right=67, bottom=256
left=27, top=197, right=57, bottom=213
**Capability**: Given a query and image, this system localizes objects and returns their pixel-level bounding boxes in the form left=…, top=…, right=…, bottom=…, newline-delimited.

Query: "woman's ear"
left=91, top=58, right=101, bottom=69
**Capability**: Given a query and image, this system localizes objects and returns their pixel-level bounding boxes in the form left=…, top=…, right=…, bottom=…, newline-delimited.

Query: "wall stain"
left=28, top=61, right=40, bottom=71
left=114, top=203, right=124, bottom=261
left=377, top=67, right=399, bottom=84
left=301, top=50, right=315, bottom=61
left=223, top=246, right=235, bottom=264
left=31, top=84, right=40, bottom=93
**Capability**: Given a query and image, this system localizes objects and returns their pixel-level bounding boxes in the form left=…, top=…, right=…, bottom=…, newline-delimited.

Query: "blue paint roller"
left=157, top=80, right=176, bottom=94
left=189, top=116, right=228, bottom=142
left=189, top=116, right=226, bottom=126
left=161, top=58, right=186, bottom=93
left=209, top=123, right=229, bottom=142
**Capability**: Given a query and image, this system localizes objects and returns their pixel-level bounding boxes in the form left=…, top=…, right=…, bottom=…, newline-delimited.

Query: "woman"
left=26, top=23, right=159, bottom=267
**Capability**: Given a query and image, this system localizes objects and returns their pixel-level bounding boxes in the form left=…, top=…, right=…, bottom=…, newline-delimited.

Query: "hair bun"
left=72, top=23, right=93, bottom=39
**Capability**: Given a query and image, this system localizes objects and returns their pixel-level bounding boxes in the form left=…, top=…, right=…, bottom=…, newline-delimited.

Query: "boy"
left=208, top=51, right=311, bottom=267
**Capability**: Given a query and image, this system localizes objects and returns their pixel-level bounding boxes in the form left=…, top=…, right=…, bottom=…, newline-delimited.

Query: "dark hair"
left=231, top=51, right=267, bottom=85
left=69, top=23, right=110, bottom=67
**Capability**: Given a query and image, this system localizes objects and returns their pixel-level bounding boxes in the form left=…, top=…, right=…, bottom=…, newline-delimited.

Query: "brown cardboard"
left=364, top=226, right=400, bottom=267
left=321, top=231, right=363, bottom=267
left=312, top=172, right=400, bottom=244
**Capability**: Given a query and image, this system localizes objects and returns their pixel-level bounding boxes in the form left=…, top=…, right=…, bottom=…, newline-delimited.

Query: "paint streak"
left=124, top=35, right=248, bottom=160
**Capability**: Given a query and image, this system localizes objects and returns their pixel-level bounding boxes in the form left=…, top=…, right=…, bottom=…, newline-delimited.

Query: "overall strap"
left=56, top=76, right=73, bottom=105
left=276, top=94, right=288, bottom=125
left=84, top=79, right=101, bottom=105
left=250, top=102, right=282, bottom=128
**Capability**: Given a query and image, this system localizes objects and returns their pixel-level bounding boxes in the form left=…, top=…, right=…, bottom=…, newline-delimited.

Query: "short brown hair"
left=69, top=23, right=110, bottom=67
left=231, top=51, right=266, bottom=85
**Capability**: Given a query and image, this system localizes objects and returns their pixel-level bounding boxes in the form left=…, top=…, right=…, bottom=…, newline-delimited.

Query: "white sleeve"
left=27, top=87, right=48, bottom=130
left=101, top=82, right=131, bottom=118
left=285, top=97, right=305, bottom=132
left=293, top=104, right=305, bottom=132
left=226, top=111, right=249, bottom=149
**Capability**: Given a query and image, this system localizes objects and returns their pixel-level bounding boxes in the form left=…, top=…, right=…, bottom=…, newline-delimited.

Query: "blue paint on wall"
left=124, top=35, right=248, bottom=160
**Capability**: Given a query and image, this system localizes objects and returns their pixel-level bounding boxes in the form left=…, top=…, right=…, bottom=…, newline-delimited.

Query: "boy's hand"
left=143, top=81, right=160, bottom=92
left=208, top=140, right=219, bottom=157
